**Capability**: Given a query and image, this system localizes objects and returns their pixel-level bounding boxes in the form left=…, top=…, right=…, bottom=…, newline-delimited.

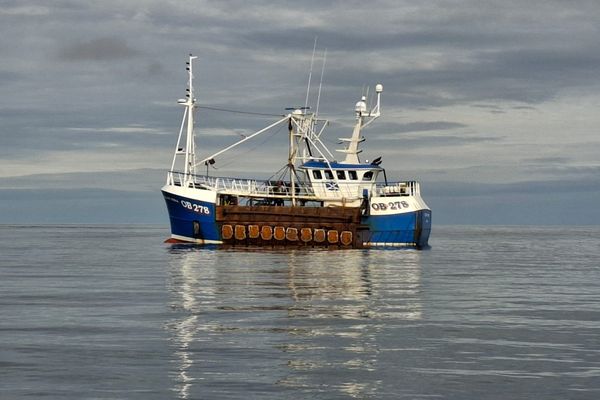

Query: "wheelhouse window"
left=362, top=171, right=374, bottom=181
left=348, top=171, right=358, bottom=180
left=336, top=170, right=346, bottom=180
left=324, top=170, right=334, bottom=179
left=312, top=170, right=322, bottom=180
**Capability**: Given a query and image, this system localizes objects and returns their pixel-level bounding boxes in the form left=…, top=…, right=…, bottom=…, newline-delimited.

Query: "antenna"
left=315, top=49, right=327, bottom=117
left=304, top=37, right=318, bottom=112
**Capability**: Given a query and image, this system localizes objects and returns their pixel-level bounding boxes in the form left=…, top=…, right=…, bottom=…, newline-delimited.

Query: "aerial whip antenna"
left=315, top=49, right=327, bottom=117
left=304, top=37, right=318, bottom=112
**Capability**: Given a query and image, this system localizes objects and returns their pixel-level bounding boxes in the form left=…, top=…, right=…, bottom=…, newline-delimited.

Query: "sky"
left=1, top=0, right=599, bottom=225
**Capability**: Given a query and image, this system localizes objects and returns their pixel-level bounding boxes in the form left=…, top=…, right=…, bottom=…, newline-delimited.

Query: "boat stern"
left=361, top=192, right=431, bottom=248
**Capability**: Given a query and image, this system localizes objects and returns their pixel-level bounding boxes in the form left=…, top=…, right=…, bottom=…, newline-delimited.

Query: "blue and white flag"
left=325, top=182, right=339, bottom=191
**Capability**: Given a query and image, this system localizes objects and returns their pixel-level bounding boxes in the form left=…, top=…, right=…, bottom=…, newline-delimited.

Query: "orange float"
left=274, top=226, right=286, bottom=241
left=248, top=225, right=260, bottom=239
left=286, top=227, right=298, bottom=241
left=327, top=230, right=339, bottom=244
left=340, top=231, right=353, bottom=246
left=260, top=225, right=273, bottom=240
left=314, top=229, right=326, bottom=243
left=300, top=227, right=312, bottom=242
left=234, top=225, right=246, bottom=240
left=222, top=224, right=233, bottom=240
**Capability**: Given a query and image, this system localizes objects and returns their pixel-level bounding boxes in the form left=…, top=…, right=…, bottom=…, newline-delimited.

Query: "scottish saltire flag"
left=325, top=182, right=339, bottom=191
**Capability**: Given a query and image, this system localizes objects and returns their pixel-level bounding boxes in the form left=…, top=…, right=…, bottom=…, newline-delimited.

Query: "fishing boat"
left=161, top=55, right=431, bottom=248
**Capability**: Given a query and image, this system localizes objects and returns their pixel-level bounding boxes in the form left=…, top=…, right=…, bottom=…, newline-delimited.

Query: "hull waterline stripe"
left=363, top=242, right=417, bottom=247
left=170, top=234, right=222, bottom=245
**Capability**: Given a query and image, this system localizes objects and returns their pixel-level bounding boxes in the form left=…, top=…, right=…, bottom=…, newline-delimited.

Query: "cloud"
left=378, top=121, right=468, bottom=134
left=524, top=156, right=571, bottom=165
left=59, top=37, right=139, bottom=61
left=0, top=168, right=164, bottom=191
left=2, top=0, right=600, bottom=223
left=0, top=5, right=49, bottom=16
left=0, top=71, right=23, bottom=85
left=67, top=125, right=168, bottom=135
left=367, top=121, right=499, bottom=149
left=382, top=134, right=500, bottom=149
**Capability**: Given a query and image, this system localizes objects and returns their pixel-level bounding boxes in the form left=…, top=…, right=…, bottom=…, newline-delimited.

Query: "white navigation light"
left=375, top=84, right=383, bottom=93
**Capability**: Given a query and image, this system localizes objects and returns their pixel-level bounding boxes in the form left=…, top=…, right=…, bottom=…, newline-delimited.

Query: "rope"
left=196, top=105, right=283, bottom=117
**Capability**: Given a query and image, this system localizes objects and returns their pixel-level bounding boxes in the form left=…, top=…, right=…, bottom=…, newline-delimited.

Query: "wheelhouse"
left=300, top=160, right=382, bottom=182
left=298, top=160, right=384, bottom=206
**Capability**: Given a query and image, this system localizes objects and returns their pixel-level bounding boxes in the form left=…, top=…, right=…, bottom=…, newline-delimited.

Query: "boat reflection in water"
left=165, top=247, right=423, bottom=399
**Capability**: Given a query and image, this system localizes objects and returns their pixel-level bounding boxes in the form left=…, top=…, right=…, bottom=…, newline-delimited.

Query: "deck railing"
left=167, top=171, right=420, bottom=199
left=375, top=181, right=420, bottom=196
left=167, top=171, right=316, bottom=198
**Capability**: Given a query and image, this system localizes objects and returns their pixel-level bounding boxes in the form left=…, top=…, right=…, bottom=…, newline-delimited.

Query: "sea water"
left=1, top=225, right=599, bottom=399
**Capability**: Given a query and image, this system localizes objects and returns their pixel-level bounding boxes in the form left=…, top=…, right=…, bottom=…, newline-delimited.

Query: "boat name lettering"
left=180, top=200, right=211, bottom=215
left=371, top=201, right=410, bottom=211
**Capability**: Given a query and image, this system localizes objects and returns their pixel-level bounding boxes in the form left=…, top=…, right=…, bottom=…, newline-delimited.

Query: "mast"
left=338, top=83, right=383, bottom=164
left=167, top=54, right=199, bottom=186
left=288, top=110, right=304, bottom=206
left=183, top=54, right=198, bottom=180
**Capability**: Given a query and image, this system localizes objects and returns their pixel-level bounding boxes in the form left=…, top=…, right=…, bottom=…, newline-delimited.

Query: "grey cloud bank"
left=1, top=0, right=599, bottom=224
left=59, top=37, right=141, bottom=61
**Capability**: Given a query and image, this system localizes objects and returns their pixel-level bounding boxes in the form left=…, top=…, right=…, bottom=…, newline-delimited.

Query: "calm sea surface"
left=1, top=225, right=599, bottom=399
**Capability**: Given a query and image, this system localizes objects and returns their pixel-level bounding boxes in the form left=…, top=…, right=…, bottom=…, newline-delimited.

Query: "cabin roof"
left=300, top=160, right=383, bottom=170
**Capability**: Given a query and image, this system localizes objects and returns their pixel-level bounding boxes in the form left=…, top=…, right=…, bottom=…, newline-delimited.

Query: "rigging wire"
left=196, top=105, right=283, bottom=117
left=212, top=123, right=285, bottom=170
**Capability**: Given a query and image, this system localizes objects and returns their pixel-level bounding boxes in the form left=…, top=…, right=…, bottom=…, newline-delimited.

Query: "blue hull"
left=362, top=209, right=431, bottom=248
left=162, top=191, right=220, bottom=242
left=163, top=190, right=431, bottom=248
